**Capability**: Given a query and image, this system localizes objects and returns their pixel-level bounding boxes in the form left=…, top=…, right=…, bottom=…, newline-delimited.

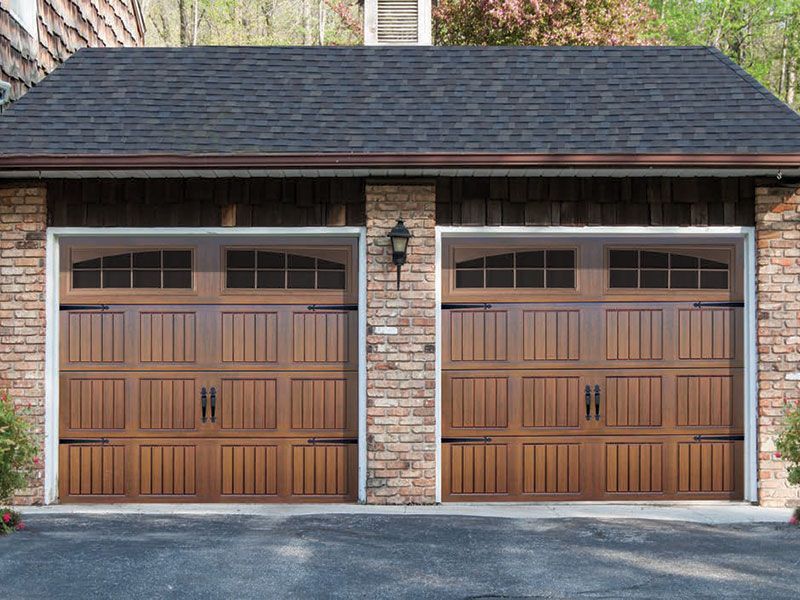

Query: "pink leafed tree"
left=433, top=0, right=661, bottom=46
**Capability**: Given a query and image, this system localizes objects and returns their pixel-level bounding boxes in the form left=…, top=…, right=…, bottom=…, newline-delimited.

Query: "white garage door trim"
left=44, top=227, right=367, bottom=505
left=435, top=226, right=758, bottom=504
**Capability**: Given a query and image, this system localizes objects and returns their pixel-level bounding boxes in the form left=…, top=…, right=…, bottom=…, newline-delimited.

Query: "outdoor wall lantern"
left=388, top=219, right=411, bottom=290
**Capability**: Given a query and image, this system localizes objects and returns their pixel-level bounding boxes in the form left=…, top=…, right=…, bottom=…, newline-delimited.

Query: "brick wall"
left=755, top=182, right=800, bottom=507
left=365, top=182, right=436, bottom=504
left=0, top=184, right=47, bottom=504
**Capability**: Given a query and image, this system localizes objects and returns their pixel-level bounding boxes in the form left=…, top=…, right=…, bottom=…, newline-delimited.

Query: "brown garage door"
left=442, top=238, right=744, bottom=501
left=59, top=237, right=358, bottom=502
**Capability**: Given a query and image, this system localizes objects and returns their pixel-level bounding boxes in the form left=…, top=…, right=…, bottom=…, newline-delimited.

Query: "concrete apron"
left=18, top=502, right=791, bottom=524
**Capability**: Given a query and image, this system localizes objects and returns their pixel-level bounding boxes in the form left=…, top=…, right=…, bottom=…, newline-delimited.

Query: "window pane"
left=163, top=251, right=192, bottom=269
left=287, top=254, right=315, bottom=269
left=486, top=269, right=513, bottom=287
left=318, top=258, right=345, bottom=270
left=133, top=270, right=161, bottom=288
left=547, top=269, right=575, bottom=288
left=132, top=251, right=161, bottom=268
left=227, top=270, right=254, bottom=288
left=670, top=270, right=698, bottom=288
left=163, top=270, right=192, bottom=289
left=641, top=269, right=668, bottom=288
left=610, top=250, right=638, bottom=268
left=318, top=271, right=346, bottom=289
left=700, top=271, right=728, bottom=289
left=73, top=270, right=101, bottom=288
left=456, top=257, right=484, bottom=269
left=288, top=271, right=315, bottom=288
left=670, top=254, right=698, bottom=269
left=73, top=257, right=101, bottom=269
left=516, top=251, right=544, bottom=268
left=257, top=270, right=285, bottom=289
left=103, top=270, right=131, bottom=288
left=516, top=269, right=544, bottom=288
left=257, top=251, right=285, bottom=269
left=546, top=250, right=574, bottom=269
left=700, top=258, right=727, bottom=270
left=455, top=270, right=483, bottom=288
left=102, top=253, right=131, bottom=269
left=227, top=250, right=255, bottom=269
left=485, top=253, right=514, bottom=268
left=641, top=251, right=669, bottom=269
left=610, top=269, right=638, bottom=288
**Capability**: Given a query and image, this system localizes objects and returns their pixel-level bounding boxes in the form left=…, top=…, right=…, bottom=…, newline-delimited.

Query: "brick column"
left=365, top=182, right=436, bottom=504
left=0, top=183, right=47, bottom=505
left=755, top=183, right=800, bottom=507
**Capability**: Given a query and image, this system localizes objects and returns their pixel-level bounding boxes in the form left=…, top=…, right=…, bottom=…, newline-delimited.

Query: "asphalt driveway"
left=1, top=513, right=798, bottom=599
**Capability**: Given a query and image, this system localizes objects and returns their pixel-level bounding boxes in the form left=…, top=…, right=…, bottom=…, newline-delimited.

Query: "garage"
left=442, top=237, right=745, bottom=501
left=58, top=236, right=359, bottom=502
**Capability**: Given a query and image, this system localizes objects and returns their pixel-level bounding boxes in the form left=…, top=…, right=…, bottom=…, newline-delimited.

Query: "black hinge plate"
left=441, top=303, right=493, bottom=310
left=59, top=438, right=110, bottom=445
left=693, top=434, right=745, bottom=442
left=60, top=304, right=110, bottom=311
left=442, top=436, right=492, bottom=443
left=307, top=304, right=358, bottom=311
left=692, top=302, right=745, bottom=309
left=307, top=437, right=358, bottom=445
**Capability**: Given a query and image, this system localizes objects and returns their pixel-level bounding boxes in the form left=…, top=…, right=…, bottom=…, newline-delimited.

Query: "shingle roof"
left=2, top=45, right=800, bottom=158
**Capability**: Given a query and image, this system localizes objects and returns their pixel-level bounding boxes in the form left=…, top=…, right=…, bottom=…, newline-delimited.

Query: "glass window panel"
left=456, top=257, right=484, bottom=269
left=670, top=270, right=698, bottom=288
left=73, top=257, right=101, bottom=269
left=256, top=270, right=285, bottom=289
left=641, top=251, right=669, bottom=269
left=516, top=269, right=544, bottom=288
left=670, top=254, right=698, bottom=269
left=317, top=258, right=345, bottom=270
left=103, top=270, right=131, bottom=288
left=318, top=271, right=346, bottom=289
left=133, top=270, right=161, bottom=288
left=287, top=254, right=315, bottom=269
left=486, top=269, right=513, bottom=287
left=102, top=253, right=131, bottom=269
left=700, top=271, right=728, bottom=289
left=227, top=270, right=255, bottom=289
left=546, top=269, right=575, bottom=288
left=546, top=250, right=575, bottom=269
left=516, top=251, right=544, bottom=268
left=610, top=250, right=638, bottom=268
left=610, top=269, right=638, bottom=288
left=227, top=250, right=255, bottom=269
left=700, top=258, right=728, bottom=270
left=288, top=270, right=315, bottom=288
left=163, top=270, right=192, bottom=289
left=163, top=250, right=192, bottom=269
left=641, top=269, right=668, bottom=288
left=455, top=270, right=484, bottom=288
left=257, top=251, right=285, bottom=269
left=132, top=251, right=161, bottom=268
left=485, top=253, right=514, bottom=268
left=73, top=270, right=101, bottom=288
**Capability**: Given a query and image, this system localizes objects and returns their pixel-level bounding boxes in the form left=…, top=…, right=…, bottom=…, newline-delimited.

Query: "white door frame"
left=434, top=226, right=758, bottom=503
left=44, top=227, right=368, bottom=504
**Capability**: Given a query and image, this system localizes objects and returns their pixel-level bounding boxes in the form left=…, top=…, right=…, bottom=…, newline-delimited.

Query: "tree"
left=433, top=0, right=662, bottom=46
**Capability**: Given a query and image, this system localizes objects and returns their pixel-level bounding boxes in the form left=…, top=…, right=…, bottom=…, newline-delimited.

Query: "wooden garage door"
left=442, top=238, right=744, bottom=501
left=58, top=238, right=358, bottom=502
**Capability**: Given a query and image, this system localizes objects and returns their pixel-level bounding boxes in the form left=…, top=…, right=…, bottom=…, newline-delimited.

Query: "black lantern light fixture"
left=388, top=219, right=411, bottom=290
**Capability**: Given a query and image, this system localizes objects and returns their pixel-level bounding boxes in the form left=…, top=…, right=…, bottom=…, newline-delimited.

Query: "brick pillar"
left=755, top=183, right=800, bottom=507
left=365, top=182, right=436, bottom=504
left=0, top=183, right=47, bottom=505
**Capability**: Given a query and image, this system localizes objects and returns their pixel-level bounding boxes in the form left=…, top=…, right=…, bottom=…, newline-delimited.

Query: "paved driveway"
left=1, top=513, right=798, bottom=599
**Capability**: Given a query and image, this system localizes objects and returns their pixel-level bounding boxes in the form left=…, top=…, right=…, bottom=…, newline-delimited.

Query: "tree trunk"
left=179, top=0, right=191, bottom=46
left=788, top=59, right=797, bottom=107
left=303, top=0, right=313, bottom=45
left=318, top=0, right=326, bottom=46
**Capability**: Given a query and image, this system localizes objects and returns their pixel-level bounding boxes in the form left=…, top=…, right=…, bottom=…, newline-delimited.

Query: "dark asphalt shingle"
left=2, top=45, right=800, bottom=156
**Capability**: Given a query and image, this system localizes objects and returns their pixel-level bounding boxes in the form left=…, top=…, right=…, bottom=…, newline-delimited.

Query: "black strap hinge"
left=442, top=436, right=492, bottom=444
left=692, top=302, right=744, bottom=309
left=60, top=304, right=110, bottom=311
left=441, top=303, right=492, bottom=310
left=692, top=434, right=744, bottom=442
left=59, top=438, right=110, bottom=445
left=307, top=304, right=358, bottom=311
left=307, top=437, right=358, bottom=445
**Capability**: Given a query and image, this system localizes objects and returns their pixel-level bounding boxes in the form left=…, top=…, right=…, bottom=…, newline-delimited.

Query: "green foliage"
left=776, top=400, right=800, bottom=487
left=0, top=392, right=38, bottom=504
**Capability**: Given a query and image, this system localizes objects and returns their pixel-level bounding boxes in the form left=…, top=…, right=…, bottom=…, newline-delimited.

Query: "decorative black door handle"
left=584, top=385, right=591, bottom=420
left=594, top=384, right=601, bottom=421
left=200, top=386, right=207, bottom=423
left=210, top=387, right=217, bottom=423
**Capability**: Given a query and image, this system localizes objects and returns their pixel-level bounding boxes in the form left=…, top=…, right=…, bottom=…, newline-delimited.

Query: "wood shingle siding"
left=436, top=177, right=756, bottom=226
